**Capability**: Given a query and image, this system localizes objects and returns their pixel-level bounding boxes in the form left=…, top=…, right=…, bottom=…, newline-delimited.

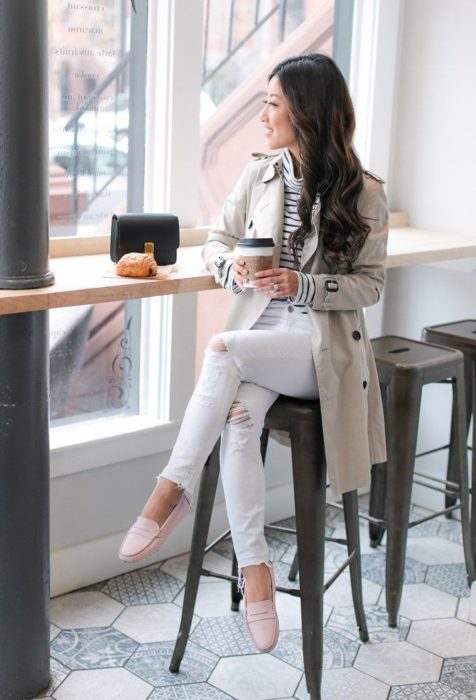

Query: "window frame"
left=50, top=0, right=402, bottom=476
left=50, top=0, right=205, bottom=477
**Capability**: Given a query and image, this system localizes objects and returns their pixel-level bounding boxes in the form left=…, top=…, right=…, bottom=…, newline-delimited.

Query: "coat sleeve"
left=310, top=178, right=388, bottom=311
left=201, top=162, right=253, bottom=285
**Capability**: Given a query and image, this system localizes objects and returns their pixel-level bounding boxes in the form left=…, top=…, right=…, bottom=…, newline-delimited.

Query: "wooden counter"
left=1, top=227, right=476, bottom=315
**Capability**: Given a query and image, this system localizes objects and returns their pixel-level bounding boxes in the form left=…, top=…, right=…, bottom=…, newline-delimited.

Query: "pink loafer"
left=119, top=491, right=191, bottom=563
left=244, top=561, right=279, bottom=653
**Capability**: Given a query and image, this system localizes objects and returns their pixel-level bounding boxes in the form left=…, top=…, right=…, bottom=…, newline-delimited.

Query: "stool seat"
left=369, top=335, right=475, bottom=627
left=422, top=320, right=476, bottom=561
left=169, top=396, right=368, bottom=700
left=423, top=320, right=476, bottom=354
left=370, top=335, right=465, bottom=374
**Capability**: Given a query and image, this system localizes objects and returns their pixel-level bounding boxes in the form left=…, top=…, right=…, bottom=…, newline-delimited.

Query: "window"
left=198, top=0, right=334, bottom=225
left=195, top=0, right=335, bottom=375
left=48, top=0, right=146, bottom=238
left=47, top=0, right=147, bottom=425
left=49, top=301, right=141, bottom=424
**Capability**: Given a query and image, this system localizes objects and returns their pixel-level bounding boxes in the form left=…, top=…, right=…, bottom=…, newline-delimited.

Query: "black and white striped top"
left=221, top=150, right=318, bottom=308
left=268, top=148, right=317, bottom=310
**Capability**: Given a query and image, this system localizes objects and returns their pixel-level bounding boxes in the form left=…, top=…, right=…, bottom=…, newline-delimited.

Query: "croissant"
left=116, top=252, right=158, bottom=278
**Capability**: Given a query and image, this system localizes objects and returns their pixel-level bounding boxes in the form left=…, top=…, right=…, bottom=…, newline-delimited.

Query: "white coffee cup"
left=235, top=237, right=274, bottom=288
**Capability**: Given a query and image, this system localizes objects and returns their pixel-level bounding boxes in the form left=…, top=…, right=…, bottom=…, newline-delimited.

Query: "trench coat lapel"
left=300, top=208, right=320, bottom=270
left=254, top=160, right=284, bottom=261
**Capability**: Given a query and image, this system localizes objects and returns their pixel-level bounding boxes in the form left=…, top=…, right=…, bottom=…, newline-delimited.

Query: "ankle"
left=243, top=562, right=273, bottom=603
left=140, top=479, right=184, bottom=525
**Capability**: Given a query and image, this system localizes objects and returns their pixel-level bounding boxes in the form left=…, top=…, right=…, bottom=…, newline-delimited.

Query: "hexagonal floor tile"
left=190, top=614, right=257, bottom=657
left=33, top=657, right=70, bottom=698
left=456, top=597, right=470, bottom=622
left=149, top=683, right=234, bottom=699
left=53, top=667, right=152, bottom=700
left=51, top=627, right=138, bottom=670
left=101, top=566, right=183, bottom=605
left=50, top=623, right=61, bottom=641
left=441, top=656, right=476, bottom=696
left=406, top=516, right=441, bottom=539
left=324, top=570, right=382, bottom=607
left=113, top=603, right=199, bottom=643
left=271, top=560, right=300, bottom=591
left=327, top=605, right=409, bottom=643
left=175, top=581, right=238, bottom=618
left=361, top=553, right=427, bottom=586
left=399, top=582, right=458, bottom=620
left=406, top=537, right=464, bottom=565
left=314, top=667, right=389, bottom=700
left=408, top=618, right=476, bottom=657
left=438, top=519, right=463, bottom=545
left=272, top=627, right=360, bottom=672
left=161, top=551, right=233, bottom=583
left=389, top=681, right=471, bottom=699
left=49, top=591, right=124, bottom=629
left=354, top=641, right=442, bottom=685
left=275, top=590, right=332, bottom=631
left=425, top=563, right=470, bottom=598
left=126, top=640, right=219, bottom=687
left=208, top=654, right=302, bottom=700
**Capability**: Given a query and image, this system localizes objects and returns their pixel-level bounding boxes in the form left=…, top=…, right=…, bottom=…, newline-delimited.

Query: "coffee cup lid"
left=236, top=237, right=274, bottom=247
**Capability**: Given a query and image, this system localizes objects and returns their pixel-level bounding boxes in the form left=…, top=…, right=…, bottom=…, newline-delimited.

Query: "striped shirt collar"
left=282, top=149, right=302, bottom=194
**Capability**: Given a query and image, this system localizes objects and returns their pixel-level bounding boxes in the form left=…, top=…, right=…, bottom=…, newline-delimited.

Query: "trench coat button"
left=287, top=305, right=294, bottom=313
left=363, top=380, right=368, bottom=389
left=352, top=330, right=361, bottom=340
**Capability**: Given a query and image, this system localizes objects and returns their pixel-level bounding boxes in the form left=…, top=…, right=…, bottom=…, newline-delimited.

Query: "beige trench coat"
left=202, top=153, right=389, bottom=494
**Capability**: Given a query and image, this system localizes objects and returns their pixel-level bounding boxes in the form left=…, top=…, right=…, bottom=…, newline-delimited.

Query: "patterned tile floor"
left=35, top=503, right=476, bottom=699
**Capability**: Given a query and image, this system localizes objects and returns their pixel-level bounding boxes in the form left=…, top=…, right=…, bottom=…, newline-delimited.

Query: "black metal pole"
left=0, top=0, right=54, bottom=290
left=0, top=0, right=52, bottom=697
left=0, top=313, right=51, bottom=700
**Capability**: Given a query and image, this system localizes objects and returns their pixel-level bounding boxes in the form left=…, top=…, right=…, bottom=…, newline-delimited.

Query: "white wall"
left=384, top=0, right=476, bottom=507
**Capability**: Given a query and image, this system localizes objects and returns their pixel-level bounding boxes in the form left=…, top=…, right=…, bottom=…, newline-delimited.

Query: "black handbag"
left=110, top=213, right=180, bottom=266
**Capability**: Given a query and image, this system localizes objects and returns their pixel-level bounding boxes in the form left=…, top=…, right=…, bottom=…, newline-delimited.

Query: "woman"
left=119, top=53, right=388, bottom=654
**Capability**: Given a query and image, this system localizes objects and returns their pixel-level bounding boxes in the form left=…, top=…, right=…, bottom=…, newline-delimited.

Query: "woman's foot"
left=243, top=562, right=279, bottom=653
left=140, top=477, right=184, bottom=526
left=119, top=478, right=190, bottom=563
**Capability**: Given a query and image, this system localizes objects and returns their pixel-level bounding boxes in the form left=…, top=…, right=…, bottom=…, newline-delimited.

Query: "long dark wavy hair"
left=269, top=54, right=371, bottom=269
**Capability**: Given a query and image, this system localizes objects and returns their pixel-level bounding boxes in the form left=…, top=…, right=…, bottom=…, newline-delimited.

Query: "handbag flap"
left=110, top=213, right=179, bottom=265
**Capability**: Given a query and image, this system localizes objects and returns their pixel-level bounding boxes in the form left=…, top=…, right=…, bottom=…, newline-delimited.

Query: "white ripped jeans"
left=160, top=304, right=319, bottom=568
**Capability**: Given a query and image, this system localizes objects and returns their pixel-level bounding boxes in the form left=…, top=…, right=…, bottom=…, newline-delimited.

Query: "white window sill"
left=50, top=414, right=180, bottom=478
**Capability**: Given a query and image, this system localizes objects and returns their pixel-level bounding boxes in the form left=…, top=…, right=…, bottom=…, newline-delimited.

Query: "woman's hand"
left=232, top=258, right=248, bottom=291
left=253, top=268, right=299, bottom=298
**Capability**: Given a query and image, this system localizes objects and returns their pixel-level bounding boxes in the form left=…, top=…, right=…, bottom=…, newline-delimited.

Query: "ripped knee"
left=226, top=400, right=252, bottom=427
left=208, top=335, right=228, bottom=352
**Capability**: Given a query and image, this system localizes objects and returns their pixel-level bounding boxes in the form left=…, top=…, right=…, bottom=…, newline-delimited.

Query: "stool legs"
left=446, top=356, right=473, bottom=512
left=369, top=384, right=388, bottom=546
left=385, top=375, right=422, bottom=627
left=169, top=443, right=221, bottom=673
left=472, top=362, right=476, bottom=548
left=452, top=364, right=476, bottom=583
left=369, top=462, right=387, bottom=547
left=290, top=419, right=327, bottom=700
left=343, top=490, right=369, bottom=642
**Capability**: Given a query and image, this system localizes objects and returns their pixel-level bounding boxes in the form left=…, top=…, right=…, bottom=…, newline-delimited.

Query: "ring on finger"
left=272, top=282, right=280, bottom=292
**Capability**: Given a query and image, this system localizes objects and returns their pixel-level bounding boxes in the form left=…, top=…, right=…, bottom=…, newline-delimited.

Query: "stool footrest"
left=204, top=528, right=232, bottom=554
left=325, top=537, right=348, bottom=546
left=412, top=478, right=460, bottom=496
left=413, top=470, right=459, bottom=489
left=415, top=444, right=451, bottom=459
left=323, top=551, right=356, bottom=592
left=408, top=503, right=461, bottom=528
left=358, top=511, right=385, bottom=526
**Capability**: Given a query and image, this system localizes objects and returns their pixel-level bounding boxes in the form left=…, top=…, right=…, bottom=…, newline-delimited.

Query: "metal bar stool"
left=169, top=396, right=369, bottom=700
left=368, top=335, right=476, bottom=628
left=422, top=320, right=476, bottom=533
